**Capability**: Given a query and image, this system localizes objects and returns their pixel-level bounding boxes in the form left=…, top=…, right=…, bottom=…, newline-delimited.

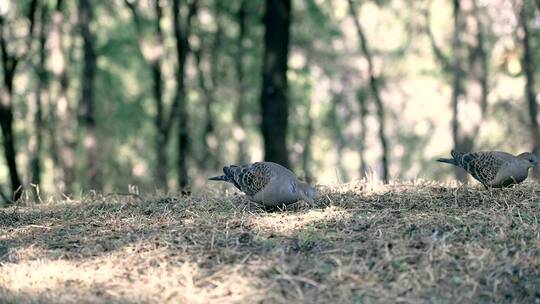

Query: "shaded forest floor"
left=1, top=181, right=540, bottom=303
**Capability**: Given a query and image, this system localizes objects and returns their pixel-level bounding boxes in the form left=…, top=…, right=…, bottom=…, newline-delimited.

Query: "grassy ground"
left=1, top=181, right=540, bottom=303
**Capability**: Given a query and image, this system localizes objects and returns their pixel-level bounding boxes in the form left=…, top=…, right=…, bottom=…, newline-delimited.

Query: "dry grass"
left=1, top=181, right=540, bottom=303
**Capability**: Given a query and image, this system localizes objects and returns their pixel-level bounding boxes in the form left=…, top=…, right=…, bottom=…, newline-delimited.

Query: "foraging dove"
left=208, top=162, right=316, bottom=207
left=437, top=150, right=539, bottom=188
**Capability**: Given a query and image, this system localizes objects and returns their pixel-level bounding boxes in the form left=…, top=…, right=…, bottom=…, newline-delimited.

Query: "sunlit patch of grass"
left=1, top=180, right=540, bottom=302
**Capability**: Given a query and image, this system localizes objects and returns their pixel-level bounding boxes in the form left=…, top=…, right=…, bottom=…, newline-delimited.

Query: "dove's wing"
left=459, top=152, right=511, bottom=186
left=224, top=162, right=273, bottom=196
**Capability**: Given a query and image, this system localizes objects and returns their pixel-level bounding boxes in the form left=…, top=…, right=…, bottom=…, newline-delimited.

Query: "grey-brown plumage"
left=437, top=150, right=539, bottom=188
left=208, top=162, right=316, bottom=207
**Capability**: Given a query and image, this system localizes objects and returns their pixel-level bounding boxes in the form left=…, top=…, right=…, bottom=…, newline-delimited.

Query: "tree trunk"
left=149, top=2, right=168, bottom=191
left=357, top=89, right=368, bottom=178
left=0, top=0, right=38, bottom=202
left=521, top=3, right=540, bottom=156
left=0, top=79, right=22, bottom=201
left=450, top=0, right=489, bottom=182
left=348, top=0, right=389, bottom=183
left=193, top=3, right=223, bottom=172
left=194, top=48, right=218, bottom=171
left=260, top=0, right=291, bottom=168
left=450, top=0, right=466, bottom=181
left=31, top=3, right=49, bottom=192
left=329, top=89, right=349, bottom=182
left=79, top=0, right=101, bottom=190
left=207, top=3, right=223, bottom=169
left=235, top=0, right=248, bottom=164
left=172, top=0, right=197, bottom=189
left=302, top=98, right=314, bottom=183
left=426, top=0, right=488, bottom=182
left=125, top=0, right=169, bottom=190
left=51, top=0, right=76, bottom=194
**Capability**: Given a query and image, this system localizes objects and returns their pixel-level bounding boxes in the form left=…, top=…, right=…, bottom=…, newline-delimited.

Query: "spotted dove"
left=209, top=162, right=316, bottom=207
left=437, top=150, right=538, bottom=188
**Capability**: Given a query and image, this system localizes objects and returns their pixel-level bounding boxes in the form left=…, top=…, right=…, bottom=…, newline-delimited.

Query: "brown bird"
left=437, top=150, right=539, bottom=188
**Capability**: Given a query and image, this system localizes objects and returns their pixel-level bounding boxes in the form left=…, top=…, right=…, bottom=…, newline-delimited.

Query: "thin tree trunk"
left=79, top=0, right=100, bottom=190
left=235, top=0, right=248, bottom=164
left=31, top=3, right=49, bottom=192
left=521, top=3, right=540, bottom=156
left=348, top=0, right=389, bottom=183
left=302, top=98, right=314, bottom=183
left=0, top=70, right=22, bottom=201
left=152, top=3, right=168, bottom=191
left=357, top=89, right=368, bottom=178
left=207, top=2, right=223, bottom=169
left=450, top=0, right=466, bottom=181
left=193, top=2, right=223, bottom=171
left=260, top=0, right=291, bottom=168
left=450, top=0, right=488, bottom=182
left=0, top=0, right=38, bottom=203
left=51, top=0, right=76, bottom=194
left=426, top=0, right=488, bottom=182
left=124, top=0, right=168, bottom=190
left=172, top=0, right=198, bottom=189
left=329, top=89, right=349, bottom=182
left=194, top=48, right=218, bottom=170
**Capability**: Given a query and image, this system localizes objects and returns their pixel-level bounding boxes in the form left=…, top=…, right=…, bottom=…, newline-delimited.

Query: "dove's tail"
left=437, top=150, right=465, bottom=166
left=209, top=165, right=240, bottom=182
left=436, top=157, right=457, bottom=165
left=208, top=175, right=228, bottom=182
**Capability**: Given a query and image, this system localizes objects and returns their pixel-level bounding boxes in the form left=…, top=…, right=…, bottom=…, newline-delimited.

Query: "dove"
left=437, top=150, right=539, bottom=188
left=208, top=162, right=316, bottom=207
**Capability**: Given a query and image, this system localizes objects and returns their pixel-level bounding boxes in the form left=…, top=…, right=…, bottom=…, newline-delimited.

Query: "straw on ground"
left=1, top=181, right=540, bottom=303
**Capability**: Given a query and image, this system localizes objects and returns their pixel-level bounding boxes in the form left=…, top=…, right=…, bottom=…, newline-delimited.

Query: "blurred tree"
left=328, top=87, right=349, bottom=181
left=357, top=87, right=369, bottom=178
left=31, top=1, right=49, bottom=194
left=260, top=0, right=291, bottom=168
left=124, top=0, right=170, bottom=190
left=452, top=0, right=488, bottom=182
left=194, top=46, right=219, bottom=171
left=348, top=0, right=389, bottom=183
left=0, top=0, right=38, bottom=202
left=235, top=0, right=248, bottom=165
left=172, top=0, right=198, bottom=189
left=193, top=1, right=223, bottom=172
left=49, top=0, right=76, bottom=194
left=520, top=1, right=540, bottom=156
left=302, top=90, right=314, bottom=183
left=79, top=0, right=101, bottom=189
left=426, top=0, right=488, bottom=182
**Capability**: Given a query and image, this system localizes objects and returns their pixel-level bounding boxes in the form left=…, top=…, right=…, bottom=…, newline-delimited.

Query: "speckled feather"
left=451, top=150, right=506, bottom=186
left=223, top=163, right=272, bottom=196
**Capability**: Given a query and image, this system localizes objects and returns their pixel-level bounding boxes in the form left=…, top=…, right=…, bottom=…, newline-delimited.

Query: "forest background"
left=1, top=0, right=540, bottom=205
